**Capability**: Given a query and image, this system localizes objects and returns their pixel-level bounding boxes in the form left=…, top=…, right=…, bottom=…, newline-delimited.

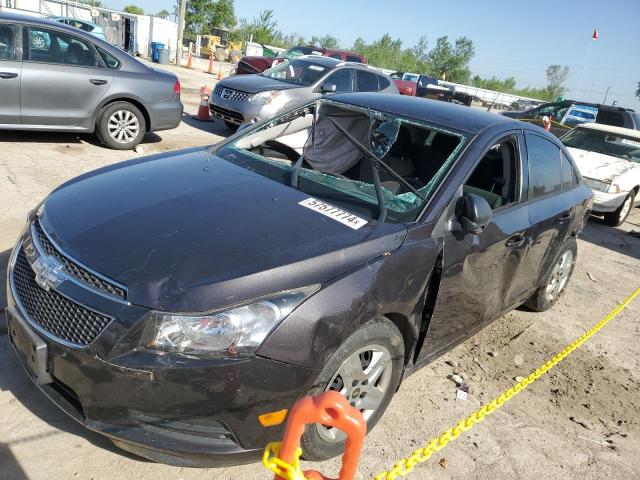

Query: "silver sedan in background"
left=0, top=13, right=183, bottom=150
left=210, top=56, right=399, bottom=129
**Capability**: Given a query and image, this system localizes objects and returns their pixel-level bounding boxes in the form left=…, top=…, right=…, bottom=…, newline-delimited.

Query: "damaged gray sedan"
left=7, top=93, right=590, bottom=466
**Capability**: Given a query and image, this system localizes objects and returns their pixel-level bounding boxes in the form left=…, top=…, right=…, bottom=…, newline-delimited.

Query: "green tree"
left=352, top=34, right=428, bottom=73
left=78, top=0, right=102, bottom=6
left=426, top=36, right=474, bottom=83
left=155, top=9, right=170, bottom=19
left=123, top=5, right=144, bottom=15
left=471, top=75, right=552, bottom=101
left=310, top=34, right=340, bottom=49
left=185, top=0, right=236, bottom=35
left=546, top=64, right=569, bottom=99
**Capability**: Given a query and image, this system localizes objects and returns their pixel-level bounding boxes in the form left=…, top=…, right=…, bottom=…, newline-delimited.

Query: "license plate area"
left=7, top=309, right=52, bottom=385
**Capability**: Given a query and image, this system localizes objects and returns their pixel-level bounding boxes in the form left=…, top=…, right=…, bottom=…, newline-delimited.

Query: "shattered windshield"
left=216, top=100, right=468, bottom=224
left=562, top=128, right=640, bottom=163
left=261, top=59, right=329, bottom=86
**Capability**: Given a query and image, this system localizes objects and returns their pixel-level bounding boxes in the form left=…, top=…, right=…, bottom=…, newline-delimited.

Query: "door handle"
left=0, top=72, right=18, bottom=79
left=505, top=234, right=526, bottom=248
left=89, top=79, right=108, bottom=85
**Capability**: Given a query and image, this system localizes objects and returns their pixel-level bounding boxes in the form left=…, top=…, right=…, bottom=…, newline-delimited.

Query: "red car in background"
left=236, top=45, right=366, bottom=75
left=390, top=72, right=417, bottom=96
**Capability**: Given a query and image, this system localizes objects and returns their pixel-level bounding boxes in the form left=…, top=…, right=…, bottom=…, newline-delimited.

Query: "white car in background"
left=562, top=123, right=640, bottom=226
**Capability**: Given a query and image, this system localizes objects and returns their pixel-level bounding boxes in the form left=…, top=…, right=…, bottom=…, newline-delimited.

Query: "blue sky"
left=111, top=0, right=640, bottom=109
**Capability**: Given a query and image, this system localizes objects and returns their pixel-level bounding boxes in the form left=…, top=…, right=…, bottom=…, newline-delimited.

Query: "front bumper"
left=5, top=227, right=319, bottom=467
left=209, top=92, right=277, bottom=125
left=590, top=190, right=628, bottom=213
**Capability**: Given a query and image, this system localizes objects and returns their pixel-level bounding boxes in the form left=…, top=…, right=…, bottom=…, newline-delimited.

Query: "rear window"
left=346, top=55, right=362, bottom=63
left=526, top=132, right=562, bottom=199
left=0, top=23, right=16, bottom=61
left=357, top=71, right=379, bottom=92
left=378, top=75, right=390, bottom=90
left=597, top=110, right=625, bottom=127
left=97, top=47, right=120, bottom=69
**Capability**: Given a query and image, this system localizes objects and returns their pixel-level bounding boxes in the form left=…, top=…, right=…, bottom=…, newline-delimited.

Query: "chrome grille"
left=214, top=85, right=250, bottom=101
left=34, top=220, right=126, bottom=300
left=11, top=248, right=112, bottom=346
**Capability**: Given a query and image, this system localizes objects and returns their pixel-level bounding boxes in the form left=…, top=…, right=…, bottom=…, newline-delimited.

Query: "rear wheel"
left=96, top=102, right=146, bottom=150
left=525, top=237, right=577, bottom=312
left=300, top=318, right=404, bottom=461
left=603, top=191, right=635, bottom=226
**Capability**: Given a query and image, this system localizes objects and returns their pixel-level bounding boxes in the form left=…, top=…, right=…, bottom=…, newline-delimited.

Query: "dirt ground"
left=1, top=61, right=639, bottom=480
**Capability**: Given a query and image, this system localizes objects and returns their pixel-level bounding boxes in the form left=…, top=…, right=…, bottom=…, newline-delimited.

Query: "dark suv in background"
left=501, top=100, right=639, bottom=137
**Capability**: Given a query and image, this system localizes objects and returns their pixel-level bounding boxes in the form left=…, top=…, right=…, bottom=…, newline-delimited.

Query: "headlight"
left=583, top=177, right=611, bottom=193
left=140, top=286, right=318, bottom=357
left=249, top=90, right=282, bottom=105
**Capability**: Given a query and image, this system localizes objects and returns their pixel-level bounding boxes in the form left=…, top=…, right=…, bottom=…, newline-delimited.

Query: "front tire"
left=603, top=191, right=635, bottom=226
left=300, top=318, right=404, bottom=461
left=96, top=102, right=146, bottom=150
left=525, top=237, right=577, bottom=312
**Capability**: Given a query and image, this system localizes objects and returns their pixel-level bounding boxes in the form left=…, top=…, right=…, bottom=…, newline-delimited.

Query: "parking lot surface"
left=1, top=63, right=640, bottom=480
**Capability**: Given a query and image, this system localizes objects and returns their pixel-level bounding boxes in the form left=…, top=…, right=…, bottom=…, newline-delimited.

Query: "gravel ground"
left=1, top=61, right=639, bottom=480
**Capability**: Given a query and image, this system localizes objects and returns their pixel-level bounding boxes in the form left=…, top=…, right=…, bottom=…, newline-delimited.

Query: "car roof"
left=330, top=93, right=519, bottom=134
left=0, top=11, right=91, bottom=35
left=542, top=99, right=635, bottom=113
left=575, top=122, right=640, bottom=139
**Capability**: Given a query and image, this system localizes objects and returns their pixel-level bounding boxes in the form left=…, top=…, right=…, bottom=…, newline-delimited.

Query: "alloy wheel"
left=620, top=195, right=633, bottom=220
left=107, top=110, right=140, bottom=144
left=545, top=250, right=574, bottom=302
left=316, top=344, right=393, bottom=443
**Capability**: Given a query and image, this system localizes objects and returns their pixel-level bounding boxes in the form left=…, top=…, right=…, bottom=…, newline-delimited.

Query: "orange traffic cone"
left=217, top=64, right=223, bottom=80
left=195, top=97, right=211, bottom=121
left=186, top=50, right=193, bottom=69
left=207, top=53, right=214, bottom=74
left=194, top=85, right=212, bottom=122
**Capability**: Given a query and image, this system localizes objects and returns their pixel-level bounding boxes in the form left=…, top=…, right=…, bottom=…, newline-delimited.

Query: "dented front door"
left=422, top=203, right=532, bottom=357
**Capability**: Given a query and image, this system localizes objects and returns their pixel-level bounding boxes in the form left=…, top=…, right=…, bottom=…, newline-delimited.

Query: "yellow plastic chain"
left=263, top=442, right=307, bottom=480
left=374, top=286, right=640, bottom=480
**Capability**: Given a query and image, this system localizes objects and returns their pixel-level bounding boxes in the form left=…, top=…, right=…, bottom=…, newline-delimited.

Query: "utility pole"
left=603, top=86, right=611, bottom=104
left=176, top=0, right=186, bottom=66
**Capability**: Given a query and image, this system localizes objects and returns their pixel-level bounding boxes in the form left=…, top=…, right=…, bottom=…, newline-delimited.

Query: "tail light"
left=173, top=80, right=181, bottom=96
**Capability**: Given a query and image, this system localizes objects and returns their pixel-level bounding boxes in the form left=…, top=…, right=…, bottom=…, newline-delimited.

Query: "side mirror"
left=458, top=193, right=492, bottom=234
left=321, top=83, right=337, bottom=94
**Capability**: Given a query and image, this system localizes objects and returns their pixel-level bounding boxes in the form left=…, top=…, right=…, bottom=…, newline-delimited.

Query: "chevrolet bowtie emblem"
left=32, top=256, right=66, bottom=291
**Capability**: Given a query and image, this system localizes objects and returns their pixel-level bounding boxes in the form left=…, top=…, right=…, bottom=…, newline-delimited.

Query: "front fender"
left=258, top=228, right=442, bottom=369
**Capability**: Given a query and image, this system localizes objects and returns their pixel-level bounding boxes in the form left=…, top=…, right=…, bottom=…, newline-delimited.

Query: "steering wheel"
left=263, top=140, right=301, bottom=162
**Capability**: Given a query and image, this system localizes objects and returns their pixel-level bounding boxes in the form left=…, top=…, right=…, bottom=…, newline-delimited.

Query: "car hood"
left=567, top=147, right=640, bottom=182
left=218, top=74, right=301, bottom=94
left=40, top=147, right=406, bottom=312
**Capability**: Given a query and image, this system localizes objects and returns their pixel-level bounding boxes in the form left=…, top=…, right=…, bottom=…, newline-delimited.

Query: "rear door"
left=20, top=25, right=113, bottom=128
left=522, top=132, right=576, bottom=287
left=0, top=22, right=21, bottom=125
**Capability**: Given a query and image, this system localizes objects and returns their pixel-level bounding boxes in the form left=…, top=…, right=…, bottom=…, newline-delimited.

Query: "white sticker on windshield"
left=299, top=198, right=368, bottom=230
left=308, top=65, right=326, bottom=71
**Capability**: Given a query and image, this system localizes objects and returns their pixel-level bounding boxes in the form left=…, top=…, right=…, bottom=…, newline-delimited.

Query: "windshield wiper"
left=327, top=117, right=426, bottom=201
